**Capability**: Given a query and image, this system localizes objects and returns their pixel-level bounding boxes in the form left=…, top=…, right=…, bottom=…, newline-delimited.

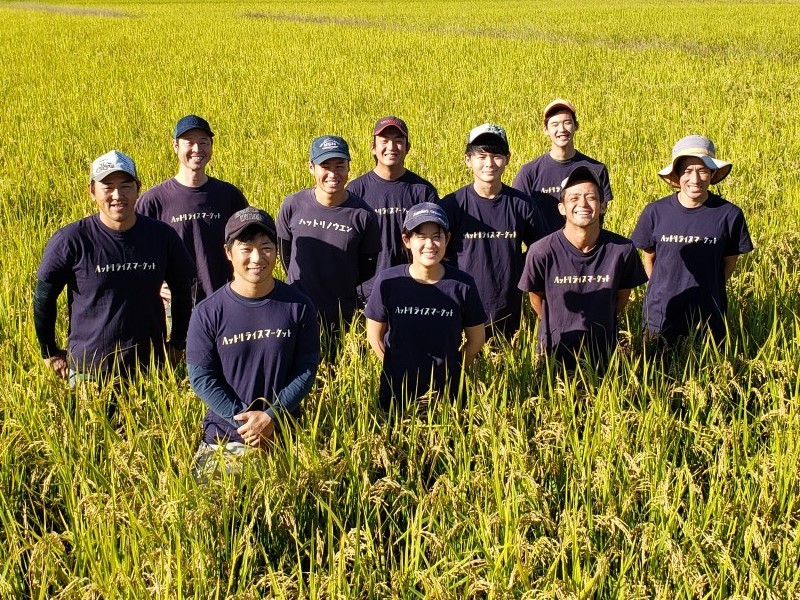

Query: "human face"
left=309, top=158, right=349, bottom=194
left=544, top=110, right=577, bottom=150
left=372, top=127, right=409, bottom=168
left=403, top=223, right=449, bottom=267
left=226, top=232, right=277, bottom=289
left=465, top=150, right=508, bottom=185
left=677, top=157, right=713, bottom=202
left=90, top=171, right=139, bottom=231
left=558, top=180, right=605, bottom=228
left=173, top=128, right=213, bottom=172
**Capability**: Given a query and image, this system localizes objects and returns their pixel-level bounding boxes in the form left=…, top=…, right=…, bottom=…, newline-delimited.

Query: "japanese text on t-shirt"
left=171, top=212, right=222, bottom=222
left=463, top=231, right=518, bottom=239
left=394, top=306, right=455, bottom=317
left=553, top=274, right=611, bottom=284
left=659, top=234, right=718, bottom=244
left=95, top=262, right=157, bottom=273
left=298, top=219, right=353, bottom=233
left=221, top=328, right=293, bottom=345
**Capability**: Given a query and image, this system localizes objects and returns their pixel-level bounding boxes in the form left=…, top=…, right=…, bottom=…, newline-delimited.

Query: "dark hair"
left=559, top=178, right=601, bottom=202
left=402, top=223, right=450, bottom=236
left=466, top=143, right=510, bottom=157
left=225, top=224, right=277, bottom=249
left=371, top=134, right=410, bottom=165
left=544, top=108, right=578, bottom=127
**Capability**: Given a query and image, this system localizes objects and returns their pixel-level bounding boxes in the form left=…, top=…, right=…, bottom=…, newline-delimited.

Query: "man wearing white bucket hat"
left=631, top=135, right=753, bottom=345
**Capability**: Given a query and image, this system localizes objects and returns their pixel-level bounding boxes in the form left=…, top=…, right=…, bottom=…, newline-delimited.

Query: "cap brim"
left=467, top=132, right=509, bottom=148
left=92, top=169, right=139, bottom=183
left=175, top=126, right=214, bottom=138
left=403, top=216, right=449, bottom=231
left=312, top=151, right=350, bottom=164
left=374, top=124, right=408, bottom=137
left=659, top=155, right=732, bottom=187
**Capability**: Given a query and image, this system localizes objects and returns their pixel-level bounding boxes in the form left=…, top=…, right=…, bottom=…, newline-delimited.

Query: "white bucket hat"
left=658, top=135, right=732, bottom=187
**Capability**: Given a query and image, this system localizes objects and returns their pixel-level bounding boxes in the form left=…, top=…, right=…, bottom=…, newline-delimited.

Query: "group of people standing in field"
left=33, top=100, right=753, bottom=472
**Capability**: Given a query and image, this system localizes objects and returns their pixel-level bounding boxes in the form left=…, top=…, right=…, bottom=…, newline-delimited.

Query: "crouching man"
left=518, top=166, right=647, bottom=367
left=187, top=207, right=320, bottom=476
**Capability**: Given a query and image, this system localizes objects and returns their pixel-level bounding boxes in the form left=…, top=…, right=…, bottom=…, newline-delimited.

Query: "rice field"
left=2, top=0, right=800, bottom=597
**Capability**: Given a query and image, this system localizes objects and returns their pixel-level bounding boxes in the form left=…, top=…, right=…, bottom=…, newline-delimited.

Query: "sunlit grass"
left=2, top=0, right=799, bottom=597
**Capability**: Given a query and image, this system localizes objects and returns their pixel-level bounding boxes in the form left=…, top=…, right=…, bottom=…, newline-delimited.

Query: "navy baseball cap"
left=403, top=202, right=449, bottom=232
left=174, top=114, right=214, bottom=139
left=225, top=207, right=277, bottom=243
left=373, top=116, right=409, bottom=138
left=309, top=135, right=351, bottom=164
left=559, top=166, right=604, bottom=202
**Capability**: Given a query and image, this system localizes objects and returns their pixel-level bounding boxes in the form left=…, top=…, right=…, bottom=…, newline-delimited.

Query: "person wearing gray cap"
left=187, top=207, right=320, bottom=477
left=631, top=135, right=753, bottom=345
left=277, top=135, right=380, bottom=345
left=136, top=114, right=248, bottom=306
left=365, top=202, right=486, bottom=410
left=33, top=150, right=195, bottom=383
left=519, top=166, right=646, bottom=366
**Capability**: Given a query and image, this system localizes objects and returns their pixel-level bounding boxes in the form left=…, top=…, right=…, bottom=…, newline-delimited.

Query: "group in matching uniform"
left=33, top=106, right=753, bottom=468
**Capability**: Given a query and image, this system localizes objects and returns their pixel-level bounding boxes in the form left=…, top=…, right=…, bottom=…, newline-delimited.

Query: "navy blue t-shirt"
left=347, top=169, right=438, bottom=300
left=136, top=177, right=248, bottom=303
left=440, top=183, right=546, bottom=336
left=187, top=282, right=319, bottom=444
left=512, top=151, right=613, bottom=234
left=277, top=188, right=381, bottom=326
left=631, top=192, right=753, bottom=342
left=519, top=229, right=647, bottom=360
left=365, top=265, right=486, bottom=407
left=36, top=214, right=196, bottom=373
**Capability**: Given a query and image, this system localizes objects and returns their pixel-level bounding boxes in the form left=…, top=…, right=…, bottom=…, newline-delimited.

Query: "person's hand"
left=234, top=410, right=275, bottom=448
left=44, top=351, right=68, bottom=380
left=160, top=282, right=172, bottom=307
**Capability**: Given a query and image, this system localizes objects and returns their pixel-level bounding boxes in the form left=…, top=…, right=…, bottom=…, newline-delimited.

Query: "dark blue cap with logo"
left=225, top=207, right=277, bottom=243
left=309, top=135, right=351, bottom=164
left=403, top=202, right=450, bottom=232
left=174, top=114, right=215, bottom=139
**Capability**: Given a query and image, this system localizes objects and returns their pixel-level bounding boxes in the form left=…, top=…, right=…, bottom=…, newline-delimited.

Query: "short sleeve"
left=463, top=279, right=488, bottom=328
left=630, top=205, right=656, bottom=251
left=36, top=229, right=74, bottom=288
left=518, top=246, right=546, bottom=293
left=360, top=209, right=382, bottom=255
left=364, top=272, right=389, bottom=322
left=619, top=244, right=648, bottom=290
left=186, top=302, right=220, bottom=369
left=725, top=208, right=754, bottom=256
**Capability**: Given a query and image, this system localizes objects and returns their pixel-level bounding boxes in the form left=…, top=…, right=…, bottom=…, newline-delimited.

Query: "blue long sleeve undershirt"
left=188, top=351, right=318, bottom=427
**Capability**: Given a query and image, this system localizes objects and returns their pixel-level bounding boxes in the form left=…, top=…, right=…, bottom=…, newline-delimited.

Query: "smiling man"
left=440, top=123, right=546, bottom=339
left=346, top=116, right=438, bottom=302
left=277, top=135, right=380, bottom=339
left=34, top=150, right=195, bottom=382
left=519, top=166, right=646, bottom=365
left=187, top=207, right=319, bottom=476
left=631, top=135, right=752, bottom=345
left=136, top=115, right=248, bottom=305
left=513, top=99, right=613, bottom=234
